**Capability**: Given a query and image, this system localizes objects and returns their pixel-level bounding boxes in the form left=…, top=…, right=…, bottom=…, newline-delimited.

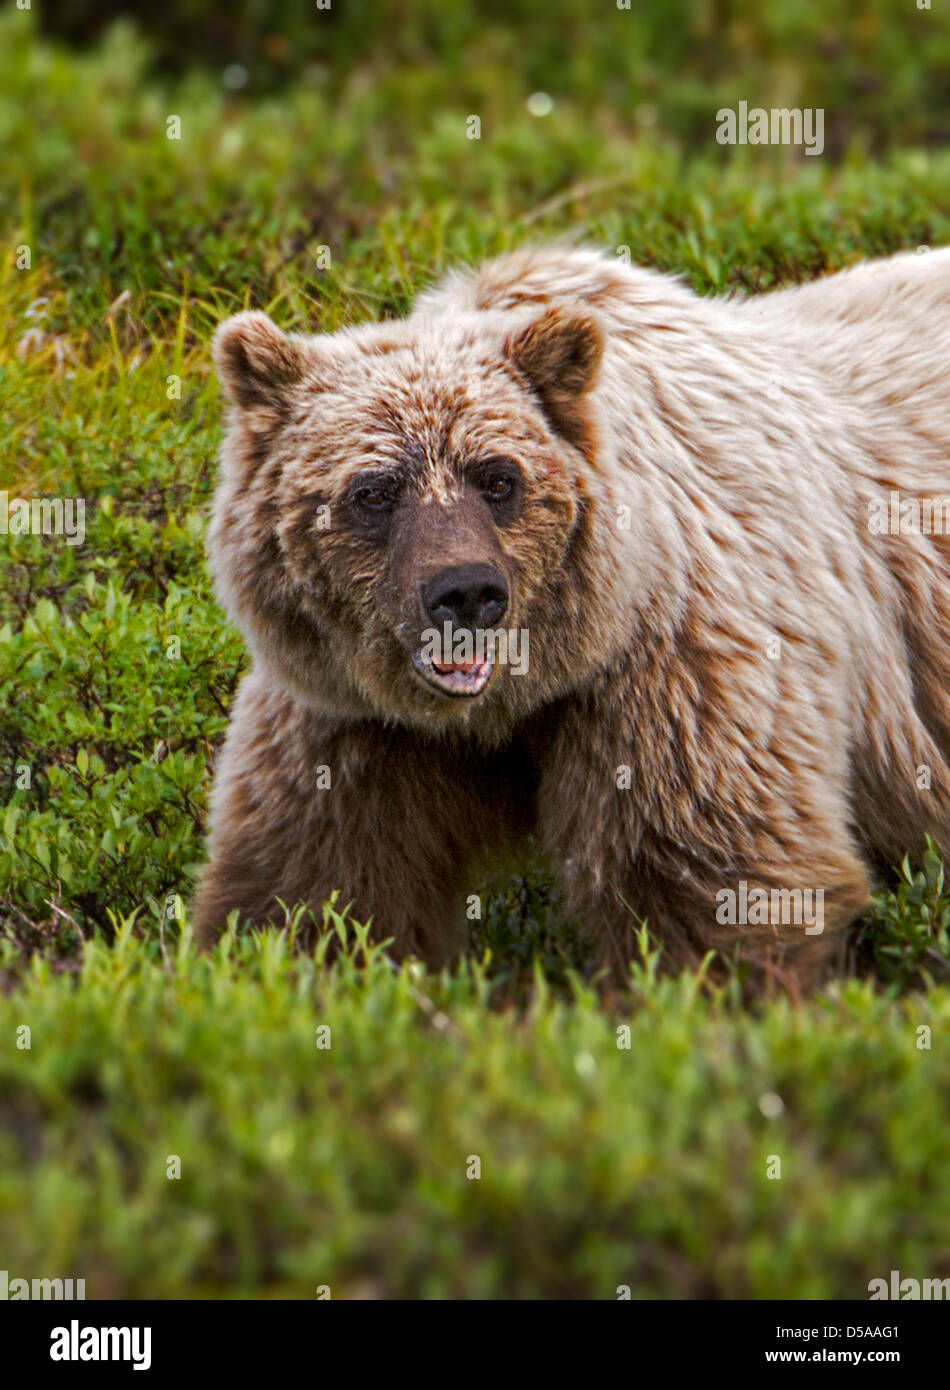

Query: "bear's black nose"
left=421, top=564, right=509, bottom=630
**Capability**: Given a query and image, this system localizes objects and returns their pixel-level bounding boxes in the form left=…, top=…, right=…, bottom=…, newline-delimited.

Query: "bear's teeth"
left=410, top=649, right=493, bottom=697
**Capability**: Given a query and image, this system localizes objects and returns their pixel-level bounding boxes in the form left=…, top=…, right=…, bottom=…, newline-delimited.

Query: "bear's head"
left=208, top=300, right=631, bottom=740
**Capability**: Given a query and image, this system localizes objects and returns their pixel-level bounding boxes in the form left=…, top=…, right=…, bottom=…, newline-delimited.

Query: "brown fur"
left=194, top=246, right=950, bottom=990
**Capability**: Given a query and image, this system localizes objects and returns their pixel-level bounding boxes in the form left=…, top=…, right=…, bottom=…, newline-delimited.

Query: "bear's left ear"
left=213, top=311, right=306, bottom=408
left=505, top=305, right=603, bottom=450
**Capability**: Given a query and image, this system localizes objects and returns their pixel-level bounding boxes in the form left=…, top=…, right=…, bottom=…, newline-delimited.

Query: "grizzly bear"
left=194, top=245, right=950, bottom=989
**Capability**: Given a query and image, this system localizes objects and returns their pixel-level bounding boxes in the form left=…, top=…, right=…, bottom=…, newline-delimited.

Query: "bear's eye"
left=474, top=459, right=521, bottom=503
left=470, top=460, right=522, bottom=524
left=354, top=484, right=396, bottom=513
left=484, top=475, right=513, bottom=503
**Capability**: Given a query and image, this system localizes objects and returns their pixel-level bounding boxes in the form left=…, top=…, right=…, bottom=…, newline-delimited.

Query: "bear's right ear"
left=213, top=311, right=305, bottom=408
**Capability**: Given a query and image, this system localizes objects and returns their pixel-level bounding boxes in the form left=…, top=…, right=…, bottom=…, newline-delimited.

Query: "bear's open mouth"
left=410, top=649, right=494, bottom=697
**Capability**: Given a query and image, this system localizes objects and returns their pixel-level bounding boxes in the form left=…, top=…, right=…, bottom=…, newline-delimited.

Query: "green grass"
left=2, top=8, right=950, bottom=1297
left=2, top=916, right=949, bottom=1299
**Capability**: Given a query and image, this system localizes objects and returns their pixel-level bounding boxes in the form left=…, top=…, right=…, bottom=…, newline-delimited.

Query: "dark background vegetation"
left=41, top=0, right=950, bottom=155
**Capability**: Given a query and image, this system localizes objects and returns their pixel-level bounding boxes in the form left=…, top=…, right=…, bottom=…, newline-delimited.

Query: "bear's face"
left=209, top=304, right=610, bottom=738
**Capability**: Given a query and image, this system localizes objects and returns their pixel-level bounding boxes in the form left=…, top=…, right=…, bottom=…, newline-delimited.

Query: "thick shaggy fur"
left=194, top=246, right=950, bottom=987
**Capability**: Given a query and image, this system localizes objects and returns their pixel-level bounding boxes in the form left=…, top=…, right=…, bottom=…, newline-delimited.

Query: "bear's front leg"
left=533, top=680, right=871, bottom=992
left=573, top=851, right=871, bottom=993
left=194, top=668, right=520, bottom=965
